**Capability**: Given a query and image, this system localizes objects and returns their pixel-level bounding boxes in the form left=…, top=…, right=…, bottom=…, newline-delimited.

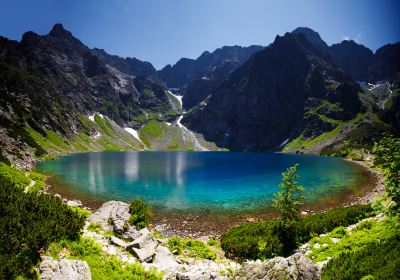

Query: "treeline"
left=0, top=165, right=85, bottom=279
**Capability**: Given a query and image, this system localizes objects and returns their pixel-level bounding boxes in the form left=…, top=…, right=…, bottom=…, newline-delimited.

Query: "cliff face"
left=183, top=31, right=363, bottom=151
left=0, top=24, right=176, bottom=167
left=158, top=45, right=264, bottom=109
left=329, top=40, right=374, bottom=82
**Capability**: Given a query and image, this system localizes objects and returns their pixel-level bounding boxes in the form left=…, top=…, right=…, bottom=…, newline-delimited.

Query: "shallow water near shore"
left=37, top=151, right=371, bottom=212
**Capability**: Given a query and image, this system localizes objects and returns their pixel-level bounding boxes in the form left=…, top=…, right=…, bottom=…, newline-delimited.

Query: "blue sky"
left=0, top=0, right=399, bottom=69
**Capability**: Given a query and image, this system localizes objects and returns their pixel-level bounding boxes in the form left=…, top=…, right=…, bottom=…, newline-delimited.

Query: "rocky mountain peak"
left=49, top=23, right=73, bottom=38
left=292, top=27, right=329, bottom=54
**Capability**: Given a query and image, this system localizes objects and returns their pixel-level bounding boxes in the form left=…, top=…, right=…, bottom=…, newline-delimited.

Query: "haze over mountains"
left=0, top=24, right=399, bottom=167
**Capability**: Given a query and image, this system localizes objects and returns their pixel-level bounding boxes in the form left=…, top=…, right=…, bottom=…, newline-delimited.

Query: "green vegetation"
left=373, top=135, right=400, bottom=213
left=128, top=199, right=152, bottom=229
left=0, top=165, right=85, bottom=279
left=167, top=236, right=217, bottom=260
left=139, top=120, right=167, bottom=147
left=94, top=114, right=115, bottom=136
left=0, top=162, right=30, bottom=188
left=284, top=113, right=366, bottom=152
left=221, top=204, right=373, bottom=260
left=272, top=164, right=303, bottom=222
left=306, top=215, right=400, bottom=279
left=48, top=236, right=162, bottom=280
left=309, top=217, right=399, bottom=262
left=0, top=163, right=46, bottom=192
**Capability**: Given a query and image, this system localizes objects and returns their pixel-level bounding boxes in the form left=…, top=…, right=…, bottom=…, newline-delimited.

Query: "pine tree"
left=273, top=163, right=304, bottom=223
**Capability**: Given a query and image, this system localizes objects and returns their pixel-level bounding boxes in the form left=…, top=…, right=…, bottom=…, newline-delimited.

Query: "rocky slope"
left=182, top=29, right=364, bottom=151
left=0, top=24, right=181, bottom=168
left=158, top=45, right=263, bottom=109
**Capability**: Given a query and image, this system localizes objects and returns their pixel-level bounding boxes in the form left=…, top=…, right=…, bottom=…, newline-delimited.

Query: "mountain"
left=369, top=43, right=400, bottom=82
left=91, top=48, right=157, bottom=78
left=292, top=27, right=329, bottom=55
left=0, top=24, right=178, bottom=168
left=158, top=45, right=263, bottom=109
left=329, top=40, right=374, bottom=81
left=19, top=24, right=173, bottom=124
left=182, top=30, right=363, bottom=151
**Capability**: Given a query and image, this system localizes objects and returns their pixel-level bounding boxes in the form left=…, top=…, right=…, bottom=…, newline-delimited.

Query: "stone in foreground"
left=234, top=253, right=320, bottom=280
left=40, top=257, right=91, bottom=280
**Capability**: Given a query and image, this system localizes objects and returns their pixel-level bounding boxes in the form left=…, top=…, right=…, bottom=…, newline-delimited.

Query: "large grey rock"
left=40, top=258, right=91, bottom=280
left=126, top=228, right=159, bottom=262
left=87, top=201, right=139, bottom=239
left=128, top=244, right=158, bottom=263
left=152, top=245, right=179, bottom=271
left=109, top=236, right=127, bottom=248
left=234, top=253, right=320, bottom=280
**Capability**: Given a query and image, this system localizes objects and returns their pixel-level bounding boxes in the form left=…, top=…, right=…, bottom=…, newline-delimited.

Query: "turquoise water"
left=36, top=152, right=365, bottom=212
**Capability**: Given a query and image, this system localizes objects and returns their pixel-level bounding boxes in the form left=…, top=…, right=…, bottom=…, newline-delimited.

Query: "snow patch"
left=177, top=116, right=208, bottom=151
left=88, top=113, right=104, bottom=122
left=124, top=127, right=141, bottom=142
left=280, top=138, right=290, bottom=147
left=167, top=91, right=183, bottom=108
left=93, top=132, right=101, bottom=139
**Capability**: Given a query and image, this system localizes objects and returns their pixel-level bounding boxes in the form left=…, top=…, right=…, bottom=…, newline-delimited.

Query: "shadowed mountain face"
left=329, top=40, right=374, bottom=81
left=182, top=31, right=363, bottom=151
left=369, top=43, right=400, bottom=82
left=158, top=45, right=264, bottom=109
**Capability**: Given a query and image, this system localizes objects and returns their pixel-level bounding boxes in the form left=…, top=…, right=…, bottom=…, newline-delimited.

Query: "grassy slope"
left=26, top=114, right=144, bottom=158
left=283, top=113, right=366, bottom=152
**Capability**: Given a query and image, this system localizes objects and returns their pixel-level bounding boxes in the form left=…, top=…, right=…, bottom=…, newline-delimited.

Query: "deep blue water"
left=36, top=152, right=365, bottom=212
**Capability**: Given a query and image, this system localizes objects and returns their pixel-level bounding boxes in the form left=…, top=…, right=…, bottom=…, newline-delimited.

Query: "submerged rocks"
left=234, top=253, right=320, bottom=280
left=40, top=257, right=91, bottom=280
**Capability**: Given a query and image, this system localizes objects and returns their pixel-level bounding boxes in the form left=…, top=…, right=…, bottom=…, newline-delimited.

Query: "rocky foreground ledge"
left=39, top=200, right=322, bottom=280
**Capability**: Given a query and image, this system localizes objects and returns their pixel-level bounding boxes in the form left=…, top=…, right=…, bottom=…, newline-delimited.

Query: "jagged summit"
left=292, top=27, right=329, bottom=53
left=49, top=23, right=73, bottom=38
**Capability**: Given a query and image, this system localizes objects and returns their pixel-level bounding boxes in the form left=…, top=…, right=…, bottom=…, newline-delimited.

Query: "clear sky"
left=0, top=0, right=399, bottom=69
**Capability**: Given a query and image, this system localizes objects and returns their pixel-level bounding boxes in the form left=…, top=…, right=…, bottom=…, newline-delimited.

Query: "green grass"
left=309, top=218, right=398, bottom=262
left=132, top=114, right=147, bottom=123
left=283, top=113, right=366, bottom=152
left=139, top=120, right=167, bottom=148
left=318, top=217, right=400, bottom=279
left=48, top=237, right=162, bottom=280
left=0, top=163, right=31, bottom=189
left=167, top=236, right=217, bottom=260
left=94, top=115, right=115, bottom=136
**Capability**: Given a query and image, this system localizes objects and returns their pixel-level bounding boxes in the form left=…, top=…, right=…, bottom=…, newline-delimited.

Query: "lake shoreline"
left=42, top=156, right=385, bottom=239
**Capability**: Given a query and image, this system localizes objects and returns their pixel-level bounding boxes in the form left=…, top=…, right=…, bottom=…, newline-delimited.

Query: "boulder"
left=152, top=245, right=180, bottom=271
left=67, top=200, right=82, bottom=207
left=126, top=228, right=160, bottom=263
left=128, top=228, right=157, bottom=249
left=109, top=236, right=127, bottom=248
left=234, top=253, right=320, bottom=280
left=87, top=201, right=139, bottom=239
left=128, top=244, right=158, bottom=263
left=40, top=257, right=91, bottom=280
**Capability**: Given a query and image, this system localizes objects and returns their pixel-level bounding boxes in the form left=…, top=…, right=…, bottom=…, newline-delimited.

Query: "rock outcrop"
left=39, top=257, right=91, bottom=280
left=234, top=253, right=320, bottom=280
left=87, top=200, right=139, bottom=240
left=183, top=29, right=363, bottom=151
